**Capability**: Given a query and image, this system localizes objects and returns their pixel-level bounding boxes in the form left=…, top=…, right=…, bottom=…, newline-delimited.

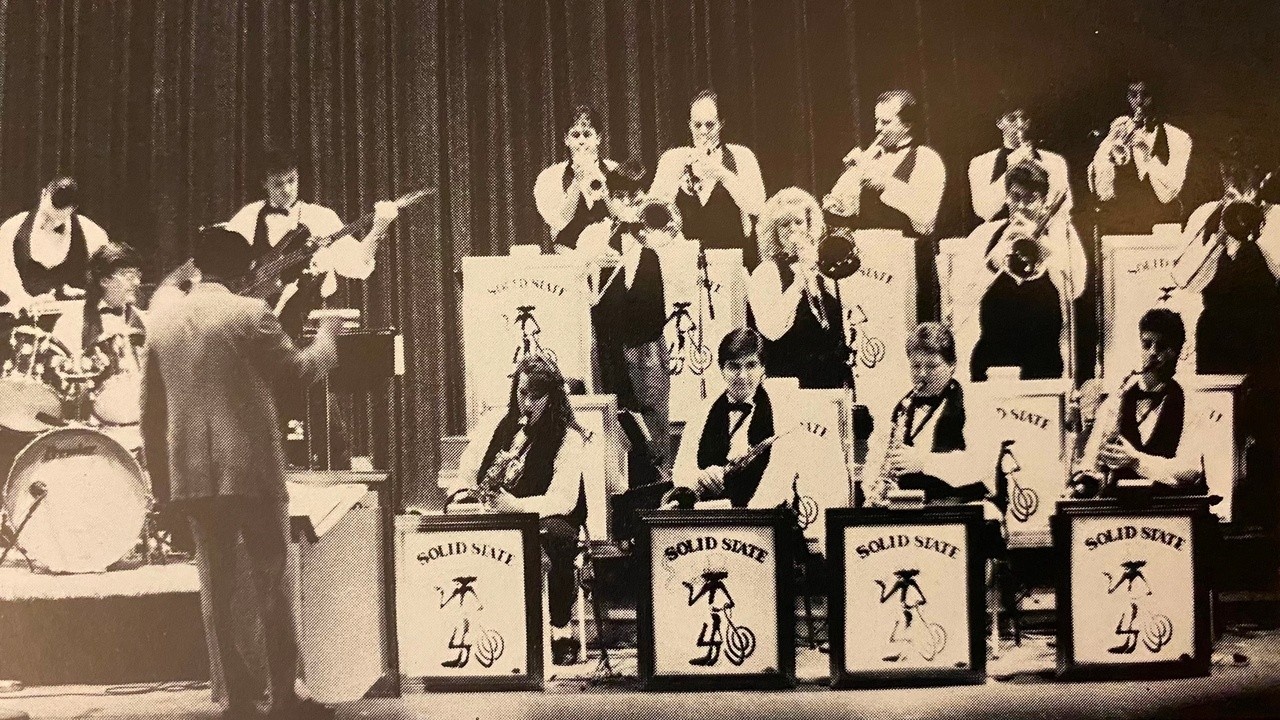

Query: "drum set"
left=0, top=304, right=156, bottom=575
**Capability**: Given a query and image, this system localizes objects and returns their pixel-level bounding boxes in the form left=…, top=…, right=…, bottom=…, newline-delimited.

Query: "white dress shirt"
left=226, top=200, right=374, bottom=281
left=968, top=147, right=1073, bottom=222
left=0, top=212, right=109, bottom=308
left=648, top=143, right=767, bottom=237
left=452, top=409, right=588, bottom=518
left=533, top=159, right=619, bottom=236
left=829, top=143, right=946, bottom=236
left=1089, top=120, right=1192, bottom=204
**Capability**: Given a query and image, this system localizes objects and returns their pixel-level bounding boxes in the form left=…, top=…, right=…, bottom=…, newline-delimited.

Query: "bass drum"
left=3, top=427, right=149, bottom=573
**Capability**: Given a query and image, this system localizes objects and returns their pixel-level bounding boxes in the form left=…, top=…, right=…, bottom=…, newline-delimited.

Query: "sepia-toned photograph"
left=0, top=1, right=1278, bottom=718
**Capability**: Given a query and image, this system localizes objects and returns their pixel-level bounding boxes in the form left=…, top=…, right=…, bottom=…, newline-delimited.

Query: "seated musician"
left=1072, top=308, right=1204, bottom=496
left=869, top=322, right=988, bottom=505
left=451, top=351, right=589, bottom=666
left=581, top=160, right=673, bottom=471
left=747, top=188, right=851, bottom=390
left=670, top=328, right=777, bottom=507
left=0, top=177, right=109, bottom=313
left=50, top=241, right=145, bottom=366
left=967, top=160, right=1087, bottom=381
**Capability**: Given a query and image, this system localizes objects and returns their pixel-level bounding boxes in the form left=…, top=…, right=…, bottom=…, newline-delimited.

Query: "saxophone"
left=869, top=382, right=923, bottom=506
left=476, top=433, right=530, bottom=505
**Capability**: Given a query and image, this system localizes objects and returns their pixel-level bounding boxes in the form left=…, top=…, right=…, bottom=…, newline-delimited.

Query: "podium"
left=636, top=509, right=795, bottom=690
left=837, top=231, right=916, bottom=459
left=394, top=512, right=543, bottom=691
left=969, top=379, right=1073, bottom=547
left=461, top=255, right=596, bottom=426
left=827, top=505, right=987, bottom=688
left=1054, top=497, right=1214, bottom=680
left=1101, top=234, right=1203, bottom=379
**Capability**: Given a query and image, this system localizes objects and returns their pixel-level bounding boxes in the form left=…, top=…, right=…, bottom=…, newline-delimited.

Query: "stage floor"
left=2, top=631, right=1278, bottom=719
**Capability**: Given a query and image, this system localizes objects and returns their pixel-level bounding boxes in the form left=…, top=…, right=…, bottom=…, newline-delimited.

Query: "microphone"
left=29, top=481, right=47, bottom=500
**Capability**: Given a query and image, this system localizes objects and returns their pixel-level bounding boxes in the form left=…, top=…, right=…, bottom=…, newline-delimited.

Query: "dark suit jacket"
left=141, top=282, right=336, bottom=503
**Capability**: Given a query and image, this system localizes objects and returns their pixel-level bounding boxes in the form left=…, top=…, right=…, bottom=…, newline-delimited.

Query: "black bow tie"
left=1131, top=386, right=1168, bottom=402
left=263, top=204, right=291, bottom=216
left=99, top=306, right=125, bottom=317
left=726, top=402, right=753, bottom=414
left=618, top=221, right=644, bottom=236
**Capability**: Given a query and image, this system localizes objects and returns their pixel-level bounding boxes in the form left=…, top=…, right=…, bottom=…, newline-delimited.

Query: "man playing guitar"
left=225, top=147, right=399, bottom=336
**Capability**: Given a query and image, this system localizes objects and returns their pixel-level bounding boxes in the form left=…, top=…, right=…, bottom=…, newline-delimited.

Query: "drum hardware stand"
left=579, top=528, right=630, bottom=687
left=0, top=482, right=47, bottom=572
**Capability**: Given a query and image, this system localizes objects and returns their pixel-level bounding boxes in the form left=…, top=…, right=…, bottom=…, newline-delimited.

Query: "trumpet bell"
left=640, top=199, right=678, bottom=233
left=817, top=229, right=861, bottom=280
left=1222, top=199, right=1265, bottom=242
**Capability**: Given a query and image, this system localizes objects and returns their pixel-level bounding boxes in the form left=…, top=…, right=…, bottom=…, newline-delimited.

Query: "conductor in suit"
left=142, top=227, right=341, bottom=720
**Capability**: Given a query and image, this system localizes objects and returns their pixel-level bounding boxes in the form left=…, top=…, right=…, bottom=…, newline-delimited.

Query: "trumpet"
left=1106, top=113, right=1149, bottom=167
left=841, top=130, right=890, bottom=168
left=682, top=144, right=722, bottom=196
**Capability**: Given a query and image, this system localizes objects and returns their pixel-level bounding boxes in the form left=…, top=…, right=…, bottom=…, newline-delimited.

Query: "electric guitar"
left=238, top=187, right=432, bottom=335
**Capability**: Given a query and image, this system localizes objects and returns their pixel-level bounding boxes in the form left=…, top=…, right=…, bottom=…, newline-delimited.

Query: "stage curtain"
left=3, top=0, right=1279, bottom=506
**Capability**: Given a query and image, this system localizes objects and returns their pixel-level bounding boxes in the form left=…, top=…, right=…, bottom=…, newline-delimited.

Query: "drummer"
left=50, top=241, right=145, bottom=371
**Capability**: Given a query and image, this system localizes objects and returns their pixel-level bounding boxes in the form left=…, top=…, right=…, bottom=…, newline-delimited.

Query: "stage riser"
left=0, top=593, right=207, bottom=686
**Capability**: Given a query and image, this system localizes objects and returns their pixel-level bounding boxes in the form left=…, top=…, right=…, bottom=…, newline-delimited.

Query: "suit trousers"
left=185, top=496, right=298, bottom=714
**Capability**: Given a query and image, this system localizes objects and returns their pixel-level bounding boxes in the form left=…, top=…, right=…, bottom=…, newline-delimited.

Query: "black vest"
left=894, top=380, right=986, bottom=502
left=12, top=211, right=89, bottom=297
left=1197, top=241, right=1280, bottom=376
left=555, top=162, right=611, bottom=250
left=762, top=265, right=848, bottom=389
left=1102, top=123, right=1180, bottom=234
left=971, top=222, right=1064, bottom=381
left=591, top=244, right=666, bottom=405
left=826, top=145, right=920, bottom=237
left=675, top=147, right=752, bottom=266
left=696, top=386, right=774, bottom=508
left=477, top=411, right=587, bottom=527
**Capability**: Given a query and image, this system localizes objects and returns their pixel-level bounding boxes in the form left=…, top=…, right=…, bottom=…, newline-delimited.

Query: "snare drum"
left=0, top=326, right=70, bottom=433
left=91, top=330, right=144, bottom=426
left=2, top=426, right=149, bottom=573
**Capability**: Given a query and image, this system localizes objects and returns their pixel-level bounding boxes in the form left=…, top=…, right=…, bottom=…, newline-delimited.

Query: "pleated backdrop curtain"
left=2, top=0, right=1278, bottom=506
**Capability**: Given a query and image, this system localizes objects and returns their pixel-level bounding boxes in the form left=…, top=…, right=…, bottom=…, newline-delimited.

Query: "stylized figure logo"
left=876, top=568, right=948, bottom=662
left=437, top=576, right=505, bottom=669
left=667, top=301, right=714, bottom=377
left=512, top=306, right=557, bottom=366
left=846, top=305, right=886, bottom=369
left=1104, top=560, right=1173, bottom=654
left=788, top=473, right=820, bottom=531
left=997, top=440, right=1040, bottom=524
left=683, top=569, right=756, bottom=667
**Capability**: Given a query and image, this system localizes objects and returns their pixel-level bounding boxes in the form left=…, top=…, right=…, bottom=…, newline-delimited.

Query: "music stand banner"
left=1054, top=498, right=1213, bottom=680
left=827, top=506, right=986, bottom=688
left=394, top=513, right=543, bottom=691
left=637, top=509, right=795, bottom=691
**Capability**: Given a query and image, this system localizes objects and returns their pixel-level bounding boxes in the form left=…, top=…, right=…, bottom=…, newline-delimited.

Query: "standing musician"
left=1072, top=308, right=1204, bottom=497
left=747, top=188, right=851, bottom=389
left=967, top=160, right=1087, bottom=382
left=869, top=323, right=987, bottom=506
left=451, top=352, right=589, bottom=666
left=823, top=89, right=946, bottom=321
left=1173, top=142, right=1280, bottom=530
left=670, top=328, right=777, bottom=507
left=581, top=160, right=673, bottom=470
left=534, top=104, right=619, bottom=252
left=649, top=89, right=767, bottom=268
left=1088, top=79, right=1192, bottom=235
left=969, top=95, right=1072, bottom=223
left=226, top=147, right=398, bottom=468
left=0, top=177, right=109, bottom=313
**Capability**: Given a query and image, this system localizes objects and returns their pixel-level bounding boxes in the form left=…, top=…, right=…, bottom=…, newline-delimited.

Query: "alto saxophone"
left=476, top=434, right=530, bottom=505
left=870, top=382, right=923, bottom=505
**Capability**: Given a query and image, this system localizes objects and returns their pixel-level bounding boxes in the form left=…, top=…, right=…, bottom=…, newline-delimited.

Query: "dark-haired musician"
left=1073, top=308, right=1204, bottom=495
left=649, top=89, right=766, bottom=268
left=581, top=160, right=673, bottom=468
left=823, top=89, right=945, bottom=321
left=534, top=104, right=619, bottom=252
left=0, top=177, right=109, bottom=312
left=51, top=241, right=145, bottom=363
left=226, top=147, right=397, bottom=468
left=1089, top=80, right=1192, bottom=234
left=225, top=148, right=398, bottom=318
left=451, top=352, right=589, bottom=666
left=969, top=97, right=1071, bottom=223
left=671, top=328, right=776, bottom=507
left=967, top=160, right=1087, bottom=382
left=747, top=188, right=850, bottom=390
